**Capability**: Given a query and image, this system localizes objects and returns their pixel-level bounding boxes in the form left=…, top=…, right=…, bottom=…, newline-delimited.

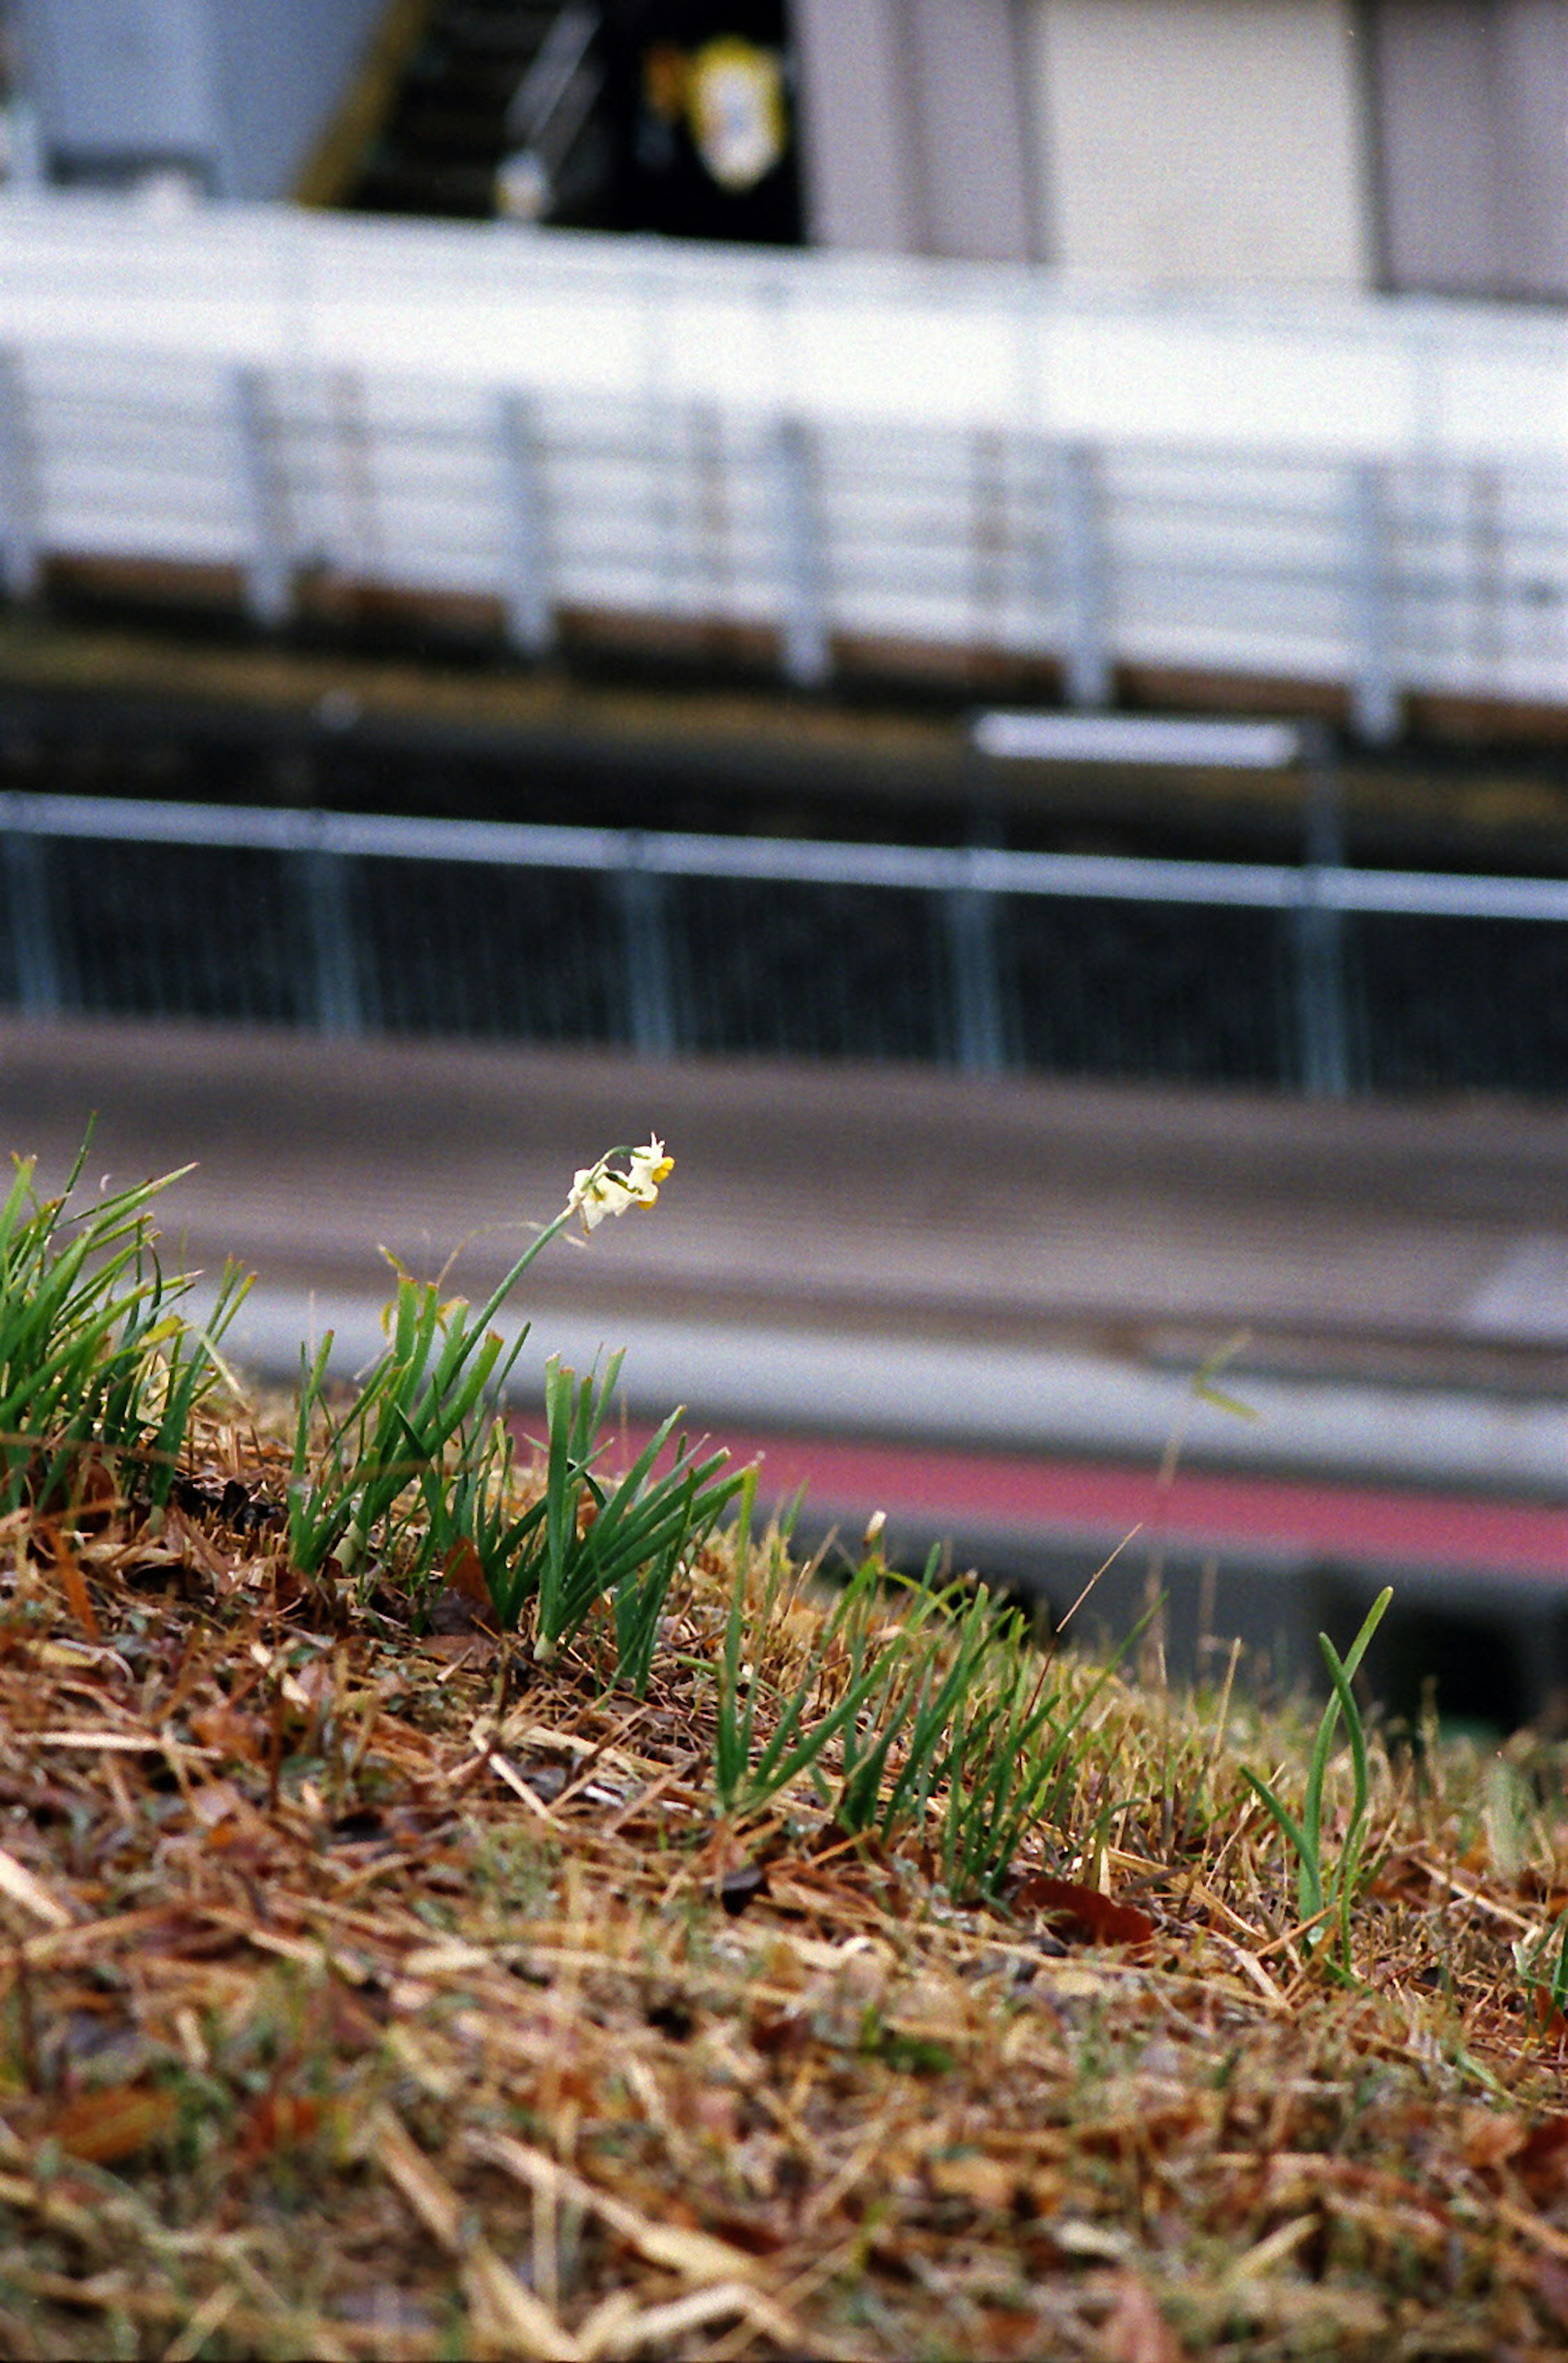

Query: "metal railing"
left=0, top=198, right=1565, bottom=734
left=6, top=787, right=1568, bottom=1096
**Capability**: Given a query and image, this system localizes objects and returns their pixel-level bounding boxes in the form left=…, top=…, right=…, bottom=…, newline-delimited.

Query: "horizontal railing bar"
left=1323, top=870, right=1568, bottom=921
left=972, top=710, right=1305, bottom=768
left=0, top=794, right=629, bottom=870
left=2, top=791, right=1566, bottom=920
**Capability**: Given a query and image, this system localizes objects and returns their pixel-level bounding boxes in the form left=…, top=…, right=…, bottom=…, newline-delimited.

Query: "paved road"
left=14, top=1013, right=1568, bottom=1717
left=7, top=1013, right=1568, bottom=1495
left=9, top=1007, right=1568, bottom=1465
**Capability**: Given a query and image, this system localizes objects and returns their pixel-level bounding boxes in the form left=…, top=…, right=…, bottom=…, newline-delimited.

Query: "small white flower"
left=624, top=1137, right=675, bottom=1205
left=566, top=1139, right=674, bottom=1233
left=568, top=1165, right=633, bottom=1231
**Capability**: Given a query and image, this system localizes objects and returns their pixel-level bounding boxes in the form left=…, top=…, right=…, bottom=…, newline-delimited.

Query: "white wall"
left=1028, top=0, right=1373, bottom=288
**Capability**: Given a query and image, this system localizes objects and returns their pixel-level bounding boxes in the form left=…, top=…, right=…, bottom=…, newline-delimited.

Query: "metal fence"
left=7, top=789, right=1568, bottom=1096
left=1, top=198, right=1568, bottom=735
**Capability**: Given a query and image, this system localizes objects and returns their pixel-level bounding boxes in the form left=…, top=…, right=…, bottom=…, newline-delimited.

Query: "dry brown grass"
left=3, top=1409, right=1568, bottom=2362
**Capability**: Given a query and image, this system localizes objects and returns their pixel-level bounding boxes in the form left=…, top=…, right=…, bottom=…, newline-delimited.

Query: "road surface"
left=9, top=1013, right=1568, bottom=1714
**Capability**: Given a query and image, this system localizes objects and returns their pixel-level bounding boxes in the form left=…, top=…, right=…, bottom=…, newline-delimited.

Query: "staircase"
left=347, top=0, right=610, bottom=225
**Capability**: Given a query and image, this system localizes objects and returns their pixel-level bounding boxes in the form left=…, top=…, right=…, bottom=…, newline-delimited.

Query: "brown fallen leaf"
left=1012, top=1874, right=1156, bottom=1947
left=232, top=2091, right=322, bottom=2167
left=44, top=2080, right=179, bottom=2165
left=427, top=1539, right=500, bottom=1635
left=48, top=1531, right=101, bottom=1643
left=1517, top=2114, right=1568, bottom=2200
left=187, top=1702, right=268, bottom=1761
left=1459, top=2106, right=1528, bottom=2172
left=927, top=2150, right=1018, bottom=2212
left=1532, top=1988, right=1568, bottom=2041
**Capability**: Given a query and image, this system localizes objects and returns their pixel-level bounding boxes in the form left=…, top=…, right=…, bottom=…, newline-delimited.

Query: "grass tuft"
left=4, top=1136, right=1568, bottom=2360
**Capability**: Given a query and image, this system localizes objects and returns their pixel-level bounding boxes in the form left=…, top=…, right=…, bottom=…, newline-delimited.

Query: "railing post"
left=297, top=823, right=363, bottom=1037
left=1053, top=439, right=1112, bottom=708
left=232, top=364, right=292, bottom=627
left=1347, top=459, right=1399, bottom=744
left=772, top=416, right=830, bottom=688
left=617, top=835, right=677, bottom=1057
left=495, top=390, right=556, bottom=657
left=2, top=798, right=60, bottom=1017
left=0, top=349, right=39, bottom=601
left=946, top=851, right=1006, bottom=1076
left=1292, top=730, right=1351, bottom=1098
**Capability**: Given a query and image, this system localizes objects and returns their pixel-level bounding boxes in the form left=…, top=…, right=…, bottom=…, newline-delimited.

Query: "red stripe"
left=594, top=1419, right=1568, bottom=1582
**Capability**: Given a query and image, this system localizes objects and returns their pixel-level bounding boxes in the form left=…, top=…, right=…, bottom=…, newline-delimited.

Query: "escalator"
left=340, top=0, right=802, bottom=241
left=349, top=1, right=613, bottom=224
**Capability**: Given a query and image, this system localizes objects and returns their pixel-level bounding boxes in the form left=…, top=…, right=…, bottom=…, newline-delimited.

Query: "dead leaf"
left=49, top=1532, right=100, bottom=1643
left=187, top=1702, right=267, bottom=1761
left=441, top=1538, right=492, bottom=1607
left=45, top=2081, right=179, bottom=2165
left=927, top=2151, right=1018, bottom=2212
left=233, top=2092, right=322, bottom=2166
left=1533, top=1989, right=1568, bottom=2040
left=418, top=1634, right=499, bottom=1668
left=1012, top=1874, right=1156, bottom=1947
left=1460, top=2108, right=1528, bottom=2172
left=1517, top=2116, right=1568, bottom=2200
left=749, top=2008, right=810, bottom=2059
left=50, top=1455, right=117, bottom=1532
left=186, top=1778, right=277, bottom=1865
left=427, top=1541, right=499, bottom=1636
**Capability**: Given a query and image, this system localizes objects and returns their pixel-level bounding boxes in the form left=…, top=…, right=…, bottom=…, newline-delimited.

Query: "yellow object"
left=687, top=37, right=786, bottom=193
left=568, top=1138, right=674, bottom=1232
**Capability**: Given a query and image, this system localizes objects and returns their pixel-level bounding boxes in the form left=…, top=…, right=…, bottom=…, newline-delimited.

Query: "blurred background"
left=4, top=0, right=1568, bottom=1725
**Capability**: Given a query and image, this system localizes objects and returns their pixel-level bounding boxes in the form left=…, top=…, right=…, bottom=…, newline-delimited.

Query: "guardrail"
left=0, top=197, right=1566, bottom=736
left=5, top=786, right=1568, bottom=1097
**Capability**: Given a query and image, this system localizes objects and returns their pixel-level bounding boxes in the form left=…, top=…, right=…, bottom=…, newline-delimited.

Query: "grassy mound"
left=3, top=1145, right=1568, bottom=2361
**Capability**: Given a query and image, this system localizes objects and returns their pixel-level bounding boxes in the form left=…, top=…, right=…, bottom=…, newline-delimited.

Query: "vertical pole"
left=772, top=416, right=830, bottom=688
left=617, top=835, right=676, bottom=1057
left=2, top=799, right=60, bottom=1018
left=495, top=390, right=556, bottom=657
left=0, top=347, right=39, bottom=601
left=232, top=364, right=292, bottom=627
left=297, top=823, right=362, bottom=1038
left=1054, top=439, right=1111, bottom=708
left=946, top=861, right=1006, bottom=1076
left=1347, top=459, right=1399, bottom=744
left=1293, top=724, right=1351, bottom=1099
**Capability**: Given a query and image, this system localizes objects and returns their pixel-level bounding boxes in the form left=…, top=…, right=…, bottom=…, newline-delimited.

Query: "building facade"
left=793, top=0, right=1568, bottom=302
left=7, top=0, right=1566, bottom=303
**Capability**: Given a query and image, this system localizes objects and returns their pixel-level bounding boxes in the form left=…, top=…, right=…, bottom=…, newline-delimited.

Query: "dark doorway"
left=604, top=0, right=803, bottom=243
